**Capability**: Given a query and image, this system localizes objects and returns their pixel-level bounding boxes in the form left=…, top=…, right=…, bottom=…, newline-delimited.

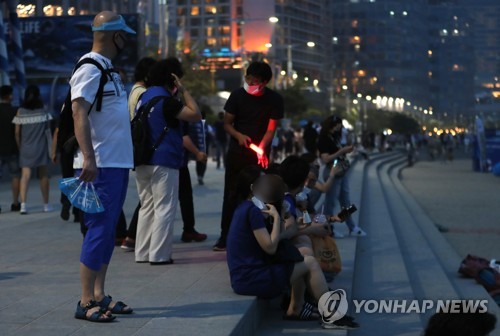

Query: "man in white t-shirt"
left=71, top=11, right=135, bottom=323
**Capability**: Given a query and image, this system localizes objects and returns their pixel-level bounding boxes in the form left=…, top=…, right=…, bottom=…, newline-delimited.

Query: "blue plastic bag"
left=58, top=177, right=105, bottom=213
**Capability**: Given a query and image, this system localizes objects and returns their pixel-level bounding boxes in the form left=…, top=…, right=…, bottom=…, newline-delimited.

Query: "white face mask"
left=295, top=187, right=311, bottom=202
left=244, top=82, right=264, bottom=96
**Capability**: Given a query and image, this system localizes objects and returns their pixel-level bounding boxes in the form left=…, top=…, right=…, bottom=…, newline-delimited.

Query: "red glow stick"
left=249, top=144, right=264, bottom=156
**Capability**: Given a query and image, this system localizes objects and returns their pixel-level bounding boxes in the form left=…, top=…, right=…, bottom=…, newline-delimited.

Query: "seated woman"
left=278, top=156, right=343, bottom=258
left=300, top=153, right=345, bottom=238
left=226, top=170, right=358, bottom=329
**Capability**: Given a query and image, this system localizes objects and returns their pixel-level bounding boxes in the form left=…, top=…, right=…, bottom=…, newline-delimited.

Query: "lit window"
left=428, top=50, right=433, bottom=57
left=350, top=36, right=361, bottom=44
left=17, top=4, right=36, bottom=17
left=191, top=6, right=199, bottom=15
left=206, top=6, right=217, bottom=14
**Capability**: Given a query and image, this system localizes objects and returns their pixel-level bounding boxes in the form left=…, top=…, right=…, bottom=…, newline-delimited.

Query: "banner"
left=6, top=14, right=139, bottom=76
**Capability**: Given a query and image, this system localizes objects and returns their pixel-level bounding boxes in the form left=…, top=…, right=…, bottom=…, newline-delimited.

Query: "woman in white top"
left=128, top=57, right=156, bottom=120
left=13, top=85, right=53, bottom=214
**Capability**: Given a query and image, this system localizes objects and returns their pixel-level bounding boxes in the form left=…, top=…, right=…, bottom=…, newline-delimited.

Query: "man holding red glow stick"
left=213, top=61, right=284, bottom=251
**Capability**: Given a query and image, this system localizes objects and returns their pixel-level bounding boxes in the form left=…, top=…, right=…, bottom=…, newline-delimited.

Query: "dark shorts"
left=232, top=262, right=295, bottom=299
left=0, top=155, right=20, bottom=177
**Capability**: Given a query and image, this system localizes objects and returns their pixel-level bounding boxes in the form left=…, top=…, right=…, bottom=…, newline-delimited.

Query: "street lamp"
left=306, top=41, right=316, bottom=48
left=269, top=16, right=279, bottom=23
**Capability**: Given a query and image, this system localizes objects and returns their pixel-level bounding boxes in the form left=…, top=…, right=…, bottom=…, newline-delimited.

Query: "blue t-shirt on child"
left=227, top=200, right=293, bottom=299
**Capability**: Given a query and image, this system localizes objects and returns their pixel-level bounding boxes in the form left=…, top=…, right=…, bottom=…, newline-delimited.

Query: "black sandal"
left=98, top=295, right=133, bottom=314
left=283, top=302, right=320, bottom=321
left=74, top=300, right=116, bottom=322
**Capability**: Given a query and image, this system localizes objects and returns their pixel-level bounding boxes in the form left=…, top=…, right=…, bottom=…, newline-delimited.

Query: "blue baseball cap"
left=92, top=15, right=136, bottom=34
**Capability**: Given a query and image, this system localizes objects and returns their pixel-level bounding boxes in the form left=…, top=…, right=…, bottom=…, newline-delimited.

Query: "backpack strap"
left=135, top=95, right=170, bottom=153
left=72, top=57, right=112, bottom=113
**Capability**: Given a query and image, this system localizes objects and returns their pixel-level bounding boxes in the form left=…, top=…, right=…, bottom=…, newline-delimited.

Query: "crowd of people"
left=0, top=10, right=496, bottom=333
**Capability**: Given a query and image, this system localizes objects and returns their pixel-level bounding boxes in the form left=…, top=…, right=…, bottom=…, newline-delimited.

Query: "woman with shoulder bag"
left=317, top=115, right=366, bottom=238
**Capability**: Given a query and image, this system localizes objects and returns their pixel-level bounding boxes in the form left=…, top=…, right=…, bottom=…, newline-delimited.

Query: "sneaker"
left=332, top=229, right=344, bottom=238
left=350, top=226, right=367, bottom=237
left=60, top=205, right=70, bottom=221
left=11, top=203, right=21, bottom=212
left=120, top=238, right=135, bottom=252
left=182, top=230, right=208, bottom=243
left=213, top=237, right=226, bottom=251
left=20, top=203, right=27, bottom=215
left=322, top=315, right=360, bottom=330
left=43, top=204, right=53, bottom=213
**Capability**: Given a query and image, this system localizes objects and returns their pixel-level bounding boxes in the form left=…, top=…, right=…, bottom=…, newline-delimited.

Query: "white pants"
left=135, top=165, right=179, bottom=263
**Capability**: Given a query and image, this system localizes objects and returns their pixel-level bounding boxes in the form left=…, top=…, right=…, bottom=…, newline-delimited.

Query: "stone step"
left=389, top=160, right=500, bottom=335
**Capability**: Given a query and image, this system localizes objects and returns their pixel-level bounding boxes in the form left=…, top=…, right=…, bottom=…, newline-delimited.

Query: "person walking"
left=13, top=85, right=52, bottom=214
left=214, top=61, right=284, bottom=251
left=70, top=11, right=136, bottom=322
left=179, top=122, right=208, bottom=243
left=191, top=117, right=208, bottom=185
left=213, top=111, right=227, bottom=169
left=0, top=85, right=21, bottom=213
left=134, top=58, right=201, bottom=264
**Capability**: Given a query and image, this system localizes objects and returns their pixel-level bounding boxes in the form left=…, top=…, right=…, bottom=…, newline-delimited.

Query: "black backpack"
left=57, top=58, right=114, bottom=154
left=131, top=95, right=169, bottom=167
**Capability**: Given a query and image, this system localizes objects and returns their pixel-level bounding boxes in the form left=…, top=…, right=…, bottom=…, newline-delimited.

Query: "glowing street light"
left=306, top=41, right=316, bottom=48
left=265, top=43, right=273, bottom=48
left=268, top=16, right=279, bottom=23
left=342, top=85, right=348, bottom=90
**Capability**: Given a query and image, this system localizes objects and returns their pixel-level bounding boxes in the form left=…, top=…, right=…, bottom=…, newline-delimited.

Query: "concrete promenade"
left=0, top=153, right=499, bottom=335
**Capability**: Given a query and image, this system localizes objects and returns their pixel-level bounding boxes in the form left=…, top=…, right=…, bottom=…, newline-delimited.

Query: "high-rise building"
left=331, top=0, right=429, bottom=110
left=460, top=0, right=500, bottom=93
left=167, top=0, right=332, bottom=88
left=331, top=0, right=480, bottom=122
left=427, top=0, right=475, bottom=123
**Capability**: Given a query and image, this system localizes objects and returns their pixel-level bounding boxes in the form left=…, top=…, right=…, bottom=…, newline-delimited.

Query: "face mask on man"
left=244, top=82, right=264, bottom=96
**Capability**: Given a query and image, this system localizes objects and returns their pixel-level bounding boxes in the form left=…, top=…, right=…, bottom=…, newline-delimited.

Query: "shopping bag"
left=310, top=235, right=342, bottom=274
left=58, top=177, right=105, bottom=213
